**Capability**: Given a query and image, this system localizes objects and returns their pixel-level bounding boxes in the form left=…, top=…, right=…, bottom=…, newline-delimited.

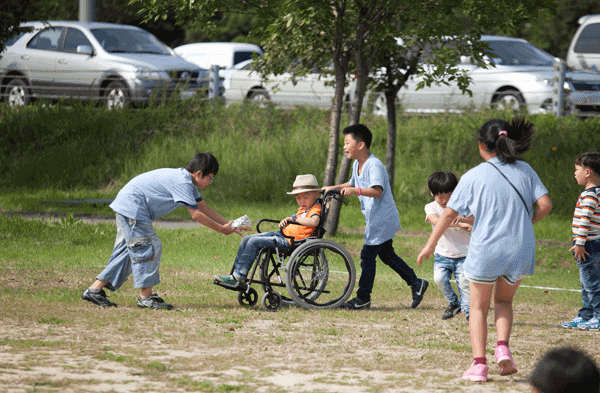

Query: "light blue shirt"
left=447, top=157, right=548, bottom=283
left=349, top=153, right=400, bottom=245
left=110, top=168, right=202, bottom=222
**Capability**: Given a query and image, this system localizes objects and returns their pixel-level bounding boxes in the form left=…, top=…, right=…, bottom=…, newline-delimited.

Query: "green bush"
left=1, top=101, right=598, bottom=215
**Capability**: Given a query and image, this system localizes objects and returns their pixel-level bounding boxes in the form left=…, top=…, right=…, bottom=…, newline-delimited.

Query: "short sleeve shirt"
left=282, top=203, right=322, bottom=243
left=349, top=153, right=400, bottom=245
left=447, top=157, right=548, bottom=283
left=109, top=168, right=202, bottom=221
left=424, top=201, right=470, bottom=258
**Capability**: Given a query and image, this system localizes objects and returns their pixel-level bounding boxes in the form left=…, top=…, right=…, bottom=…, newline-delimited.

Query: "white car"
left=222, top=59, right=348, bottom=109
left=370, top=35, right=600, bottom=116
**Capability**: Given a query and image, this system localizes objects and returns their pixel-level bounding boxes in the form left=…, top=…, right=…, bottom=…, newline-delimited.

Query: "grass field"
left=0, top=204, right=595, bottom=392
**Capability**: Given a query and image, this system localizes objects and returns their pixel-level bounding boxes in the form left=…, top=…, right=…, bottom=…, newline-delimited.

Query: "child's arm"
left=339, top=185, right=383, bottom=198
left=428, top=213, right=472, bottom=231
left=418, top=207, right=459, bottom=265
left=322, top=183, right=351, bottom=193
left=280, top=213, right=320, bottom=229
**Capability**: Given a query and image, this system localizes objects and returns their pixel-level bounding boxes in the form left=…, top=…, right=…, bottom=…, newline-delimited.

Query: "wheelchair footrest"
left=213, top=279, right=248, bottom=292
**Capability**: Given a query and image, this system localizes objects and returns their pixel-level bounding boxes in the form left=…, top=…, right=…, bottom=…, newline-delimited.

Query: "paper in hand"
left=231, top=214, right=251, bottom=228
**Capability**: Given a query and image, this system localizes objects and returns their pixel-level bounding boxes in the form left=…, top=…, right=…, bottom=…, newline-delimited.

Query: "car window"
left=484, top=40, right=555, bottom=66
left=5, top=32, right=26, bottom=47
left=91, top=28, right=171, bottom=55
left=62, top=28, right=92, bottom=53
left=27, top=27, right=64, bottom=51
left=574, top=23, right=600, bottom=54
left=233, top=50, right=261, bottom=66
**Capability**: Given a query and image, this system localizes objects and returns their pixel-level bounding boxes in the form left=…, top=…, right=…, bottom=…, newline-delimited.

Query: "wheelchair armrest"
left=256, top=219, right=280, bottom=233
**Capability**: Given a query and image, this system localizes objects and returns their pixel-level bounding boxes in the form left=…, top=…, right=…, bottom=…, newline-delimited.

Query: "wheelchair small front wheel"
left=261, top=291, right=282, bottom=312
left=285, top=239, right=355, bottom=309
left=237, top=288, right=258, bottom=308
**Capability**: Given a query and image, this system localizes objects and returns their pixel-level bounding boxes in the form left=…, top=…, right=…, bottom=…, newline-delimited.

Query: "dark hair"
left=343, top=124, right=373, bottom=149
left=530, top=347, right=600, bottom=393
left=476, top=116, right=534, bottom=164
left=428, top=171, right=458, bottom=195
left=575, top=152, right=600, bottom=178
left=185, top=152, right=219, bottom=176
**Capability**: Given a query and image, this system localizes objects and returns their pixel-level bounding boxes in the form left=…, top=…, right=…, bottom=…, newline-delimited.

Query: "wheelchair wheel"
left=258, top=251, right=294, bottom=306
left=285, top=239, right=355, bottom=309
left=237, top=288, right=258, bottom=308
left=261, top=291, right=282, bottom=312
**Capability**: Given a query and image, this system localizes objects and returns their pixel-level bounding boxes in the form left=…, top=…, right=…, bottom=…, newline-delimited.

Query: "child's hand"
left=340, top=187, right=356, bottom=197
left=279, top=218, right=291, bottom=228
left=417, top=244, right=435, bottom=266
left=458, top=222, right=472, bottom=232
left=570, top=244, right=589, bottom=262
left=222, top=221, right=248, bottom=237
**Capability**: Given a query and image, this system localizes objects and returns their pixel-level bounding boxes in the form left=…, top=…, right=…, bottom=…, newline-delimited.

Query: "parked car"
left=369, top=35, right=600, bottom=117
left=222, top=59, right=349, bottom=109
left=567, top=14, right=600, bottom=71
left=174, top=42, right=263, bottom=71
left=0, top=21, right=216, bottom=108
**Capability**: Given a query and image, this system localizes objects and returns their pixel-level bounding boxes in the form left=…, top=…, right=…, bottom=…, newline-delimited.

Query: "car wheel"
left=248, top=88, right=269, bottom=106
left=492, top=90, right=525, bottom=112
left=5, top=78, right=31, bottom=107
left=104, top=81, right=130, bottom=110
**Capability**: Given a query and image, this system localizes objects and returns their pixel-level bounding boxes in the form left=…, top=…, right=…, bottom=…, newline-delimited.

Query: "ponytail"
left=476, top=116, right=534, bottom=164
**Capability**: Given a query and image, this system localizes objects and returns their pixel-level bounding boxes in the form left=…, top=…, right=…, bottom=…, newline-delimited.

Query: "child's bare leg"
left=90, top=279, right=108, bottom=290
left=494, top=278, right=521, bottom=342
left=469, top=281, right=495, bottom=358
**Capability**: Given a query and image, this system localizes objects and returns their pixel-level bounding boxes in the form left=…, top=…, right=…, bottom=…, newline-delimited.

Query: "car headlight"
left=135, top=67, right=168, bottom=81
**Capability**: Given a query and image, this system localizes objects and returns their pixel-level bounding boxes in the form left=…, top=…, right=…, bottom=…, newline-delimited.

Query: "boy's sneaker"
left=441, top=303, right=461, bottom=320
left=411, top=278, right=429, bottom=308
left=341, top=297, right=371, bottom=310
left=214, top=274, right=245, bottom=285
left=562, top=316, right=586, bottom=329
left=82, top=288, right=117, bottom=307
left=495, top=345, right=517, bottom=376
left=462, top=363, right=488, bottom=382
left=578, top=317, right=600, bottom=330
left=137, top=294, right=173, bottom=310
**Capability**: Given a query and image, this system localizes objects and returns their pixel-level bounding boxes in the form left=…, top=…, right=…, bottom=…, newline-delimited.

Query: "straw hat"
left=287, top=174, right=320, bottom=195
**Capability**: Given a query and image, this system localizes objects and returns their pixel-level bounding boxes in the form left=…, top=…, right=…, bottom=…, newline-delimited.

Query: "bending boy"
left=82, top=153, right=248, bottom=310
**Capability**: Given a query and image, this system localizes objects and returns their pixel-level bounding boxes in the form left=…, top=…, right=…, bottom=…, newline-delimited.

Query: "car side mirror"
left=77, top=45, right=93, bottom=56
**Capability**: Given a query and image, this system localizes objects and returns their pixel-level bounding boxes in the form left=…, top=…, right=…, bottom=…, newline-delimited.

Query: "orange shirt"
left=282, top=203, right=322, bottom=243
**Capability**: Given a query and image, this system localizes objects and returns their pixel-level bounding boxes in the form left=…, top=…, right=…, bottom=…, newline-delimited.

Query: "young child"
left=81, top=153, right=249, bottom=310
left=562, top=151, right=600, bottom=330
left=322, top=124, right=428, bottom=310
left=529, top=347, right=600, bottom=393
left=215, top=174, right=322, bottom=284
left=421, top=171, right=473, bottom=320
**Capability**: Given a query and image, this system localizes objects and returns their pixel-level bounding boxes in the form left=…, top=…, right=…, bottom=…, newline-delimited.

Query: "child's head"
left=186, top=152, right=219, bottom=176
left=428, top=171, right=458, bottom=208
left=575, top=152, right=600, bottom=179
left=343, top=124, right=373, bottom=151
left=529, top=347, right=599, bottom=393
left=287, top=174, right=320, bottom=209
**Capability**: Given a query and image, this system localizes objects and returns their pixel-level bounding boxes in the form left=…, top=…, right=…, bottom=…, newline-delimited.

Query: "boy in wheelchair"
left=215, top=174, right=322, bottom=286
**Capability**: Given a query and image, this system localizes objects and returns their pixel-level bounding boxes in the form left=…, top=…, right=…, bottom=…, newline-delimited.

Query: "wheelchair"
left=213, top=191, right=356, bottom=311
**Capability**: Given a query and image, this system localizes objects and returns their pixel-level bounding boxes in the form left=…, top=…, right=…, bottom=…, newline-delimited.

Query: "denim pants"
left=97, top=213, right=162, bottom=291
left=233, top=232, right=290, bottom=279
left=574, top=239, right=600, bottom=320
left=433, top=254, right=470, bottom=313
left=356, top=239, right=418, bottom=301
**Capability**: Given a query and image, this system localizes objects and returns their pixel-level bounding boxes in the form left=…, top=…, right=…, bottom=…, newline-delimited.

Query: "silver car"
left=0, top=21, right=212, bottom=108
left=371, top=35, right=600, bottom=116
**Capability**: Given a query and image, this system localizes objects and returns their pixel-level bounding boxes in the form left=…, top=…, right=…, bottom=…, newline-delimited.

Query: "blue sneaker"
left=214, top=274, right=245, bottom=285
left=562, top=316, right=586, bottom=329
left=578, top=317, right=600, bottom=331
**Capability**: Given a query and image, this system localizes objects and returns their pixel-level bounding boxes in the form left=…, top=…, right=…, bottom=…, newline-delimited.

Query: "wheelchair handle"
left=256, top=218, right=301, bottom=236
left=324, top=189, right=347, bottom=205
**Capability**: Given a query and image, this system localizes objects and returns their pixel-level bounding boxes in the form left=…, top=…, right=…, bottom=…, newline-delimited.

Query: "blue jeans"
left=433, top=254, right=470, bottom=313
left=97, top=213, right=162, bottom=291
left=356, top=239, right=418, bottom=301
left=574, top=239, right=600, bottom=320
left=233, top=232, right=290, bottom=279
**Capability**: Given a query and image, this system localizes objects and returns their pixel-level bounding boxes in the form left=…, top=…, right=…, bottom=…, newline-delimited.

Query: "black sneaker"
left=341, top=297, right=371, bottom=310
left=137, top=294, right=173, bottom=310
left=82, top=288, right=117, bottom=307
left=441, top=303, right=462, bottom=320
left=411, top=278, right=428, bottom=309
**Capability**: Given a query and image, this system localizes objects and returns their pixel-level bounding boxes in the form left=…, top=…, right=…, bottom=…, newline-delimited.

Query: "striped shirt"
left=572, top=186, right=600, bottom=246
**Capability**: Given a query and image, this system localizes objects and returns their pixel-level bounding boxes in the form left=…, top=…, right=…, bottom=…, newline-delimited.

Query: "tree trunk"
left=384, top=90, right=397, bottom=195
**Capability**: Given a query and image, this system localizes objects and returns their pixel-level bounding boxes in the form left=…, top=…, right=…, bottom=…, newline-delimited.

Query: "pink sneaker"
left=495, top=345, right=517, bottom=376
left=462, top=363, right=488, bottom=382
